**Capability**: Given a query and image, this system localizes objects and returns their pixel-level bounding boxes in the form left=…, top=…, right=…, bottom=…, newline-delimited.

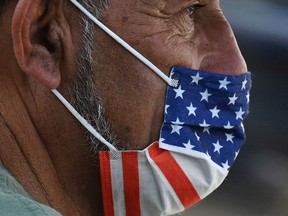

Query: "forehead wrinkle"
left=139, top=0, right=166, bottom=11
left=137, top=0, right=198, bottom=17
left=163, top=0, right=200, bottom=15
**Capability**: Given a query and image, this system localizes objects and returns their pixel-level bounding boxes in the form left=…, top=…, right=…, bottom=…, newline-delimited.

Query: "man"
left=0, top=0, right=250, bottom=215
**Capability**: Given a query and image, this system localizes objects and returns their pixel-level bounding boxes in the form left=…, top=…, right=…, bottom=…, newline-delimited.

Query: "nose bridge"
left=199, top=14, right=247, bottom=75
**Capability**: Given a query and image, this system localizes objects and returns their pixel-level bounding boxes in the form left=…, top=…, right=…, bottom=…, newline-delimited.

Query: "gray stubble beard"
left=69, top=3, right=120, bottom=154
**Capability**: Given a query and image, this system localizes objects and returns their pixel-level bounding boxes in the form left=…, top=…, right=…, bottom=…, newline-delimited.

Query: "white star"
left=213, top=140, right=223, bottom=154
left=209, top=106, right=220, bottom=118
left=200, top=89, right=212, bottom=102
left=235, top=107, right=245, bottom=120
left=165, top=105, right=170, bottom=114
left=186, top=103, right=197, bottom=116
left=171, top=118, right=184, bottom=135
left=174, top=85, right=185, bottom=99
left=228, top=94, right=238, bottom=105
left=242, top=78, right=248, bottom=90
left=246, top=93, right=250, bottom=103
left=225, top=133, right=235, bottom=143
left=195, top=132, right=200, bottom=141
left=224, top=121, right=234, bottom=129
left=183, top=140, right=195, bottom=150
left=222, top=160, right=230, bottom=170
left=219, top=77, right=231, bottom=90
left=203, top=127, right=211, bottom=134
left=200, top=120, right=210, bottom=128
left=191, top=73, right=203, bottom=84
left=200, top=120, right=211, bottom=134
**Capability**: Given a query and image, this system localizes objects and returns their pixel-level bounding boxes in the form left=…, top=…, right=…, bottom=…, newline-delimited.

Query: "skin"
left=0, top=0, right=247, bottom=215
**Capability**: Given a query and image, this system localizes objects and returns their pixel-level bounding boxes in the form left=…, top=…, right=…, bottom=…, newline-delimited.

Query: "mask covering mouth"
left=52, top=1, right=252, bottom=216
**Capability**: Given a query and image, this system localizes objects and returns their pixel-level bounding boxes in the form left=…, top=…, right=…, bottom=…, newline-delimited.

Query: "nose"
left=198, top=15, right=247, bottom=75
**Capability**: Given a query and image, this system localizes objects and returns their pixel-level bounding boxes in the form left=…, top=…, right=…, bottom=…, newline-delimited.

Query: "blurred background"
left=183, top=0, right=288, bottom=215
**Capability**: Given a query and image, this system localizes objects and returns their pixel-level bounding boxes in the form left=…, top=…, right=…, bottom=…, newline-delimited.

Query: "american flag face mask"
left=52, top=1, right=252, bottom=216
left=98, top=68, right=251, bottom=216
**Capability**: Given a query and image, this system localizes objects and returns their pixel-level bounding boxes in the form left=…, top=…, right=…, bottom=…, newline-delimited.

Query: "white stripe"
left=110, top=152, right=126, bottom=216
left=171, top=151, right=228, bottom=199
left=141, top=149, right=184, bottom=216
left=138, top=152, right=163, bottom=216
left=68, top=0, right=174, bottom=86
left=160, top=141, right=229, bottom=174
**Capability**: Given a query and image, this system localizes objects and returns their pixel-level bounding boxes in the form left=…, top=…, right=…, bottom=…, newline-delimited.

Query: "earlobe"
left=12, top=0, right=62, bottom=89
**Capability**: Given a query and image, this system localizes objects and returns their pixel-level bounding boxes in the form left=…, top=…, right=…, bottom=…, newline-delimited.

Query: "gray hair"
left=78, top=0, right=109, bottom=18
left=69, top=0, right=120, bottom=153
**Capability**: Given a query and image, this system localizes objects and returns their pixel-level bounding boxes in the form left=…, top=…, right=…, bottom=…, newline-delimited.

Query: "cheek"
left=92, top=30, right=167, bottom=148
left=101, top=1, right=202, bottom=73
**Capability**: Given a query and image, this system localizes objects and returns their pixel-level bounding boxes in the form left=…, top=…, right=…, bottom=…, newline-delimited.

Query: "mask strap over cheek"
left=69, top=0, right=178, bottom=87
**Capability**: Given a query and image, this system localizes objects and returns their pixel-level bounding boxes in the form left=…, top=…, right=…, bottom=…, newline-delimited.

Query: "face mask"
left=53, top=1, right=252, bottom=215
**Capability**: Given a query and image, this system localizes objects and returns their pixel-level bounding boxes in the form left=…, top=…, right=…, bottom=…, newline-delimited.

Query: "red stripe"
left=148, top=143, right=201, bottom=208
left=122, top=152, right=141, bottom=216
left=100, top=152, right=115, bottom=216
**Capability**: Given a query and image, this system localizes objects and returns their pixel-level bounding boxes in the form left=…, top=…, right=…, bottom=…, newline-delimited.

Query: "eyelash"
left=186, top=3, right=206, bottom=16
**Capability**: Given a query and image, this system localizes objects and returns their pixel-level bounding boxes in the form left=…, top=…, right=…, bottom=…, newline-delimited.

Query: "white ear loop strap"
left=52, top=1, right=178, bottom=151
left=69, top=0, right=175, bottom=87
left=51, top=89, right=117, bottom=152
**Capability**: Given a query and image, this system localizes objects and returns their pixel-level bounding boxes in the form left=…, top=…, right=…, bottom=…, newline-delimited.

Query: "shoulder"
left=0, top=166, right=62, bottom=216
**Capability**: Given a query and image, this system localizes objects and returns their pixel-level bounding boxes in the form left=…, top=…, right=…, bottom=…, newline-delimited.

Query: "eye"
left=187, top=3, right=205, bottom=16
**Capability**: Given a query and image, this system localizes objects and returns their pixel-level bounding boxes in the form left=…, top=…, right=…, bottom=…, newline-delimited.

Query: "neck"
left=0, top=78, right=103, bottom=215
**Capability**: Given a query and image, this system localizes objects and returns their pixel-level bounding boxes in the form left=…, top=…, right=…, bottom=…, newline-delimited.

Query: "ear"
left=12, top=0, right=64, bottom=89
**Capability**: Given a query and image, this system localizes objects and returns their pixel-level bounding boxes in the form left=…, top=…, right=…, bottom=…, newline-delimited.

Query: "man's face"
left=71, top=0, right=247, bottom=150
